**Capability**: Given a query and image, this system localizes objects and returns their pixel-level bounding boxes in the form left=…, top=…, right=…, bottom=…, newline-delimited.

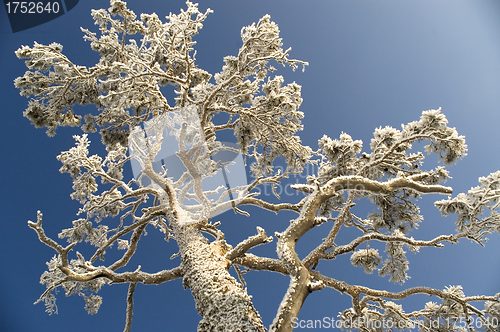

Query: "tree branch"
left=233, top=254, right=288, bottom=275
left=237, top=197, right=301, bottom=213
left=28, top=211, right=77, bottom=268
left=110, top=222, right=148, bottom=271
left=123, top=282, right=136, bottom=332
left=60, top=265, right=183, bottom=285
left=309, top=270, right=498, bottom=316
left=321, top=175, right=452, bottom=198
left=227, top=227, right=273, bottom=261
left=89, top=205, right=167, bottom=263
left=323, top=232, right=457, bottom=260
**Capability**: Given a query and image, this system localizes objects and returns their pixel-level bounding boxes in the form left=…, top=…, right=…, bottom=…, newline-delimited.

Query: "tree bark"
left=177, top=227, right=266, bottom=332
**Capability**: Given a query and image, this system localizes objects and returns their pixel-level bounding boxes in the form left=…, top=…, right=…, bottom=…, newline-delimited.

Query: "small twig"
left=123, top=282, right=136, bottom=332
left=233, top=265, right=246, bottom=288
left=110, top=223, right=148, bottom=271
left=232, top=206, right=250, bottom=217
left=227, top=227, right=273, bottom=261
left=28, top=211, right=76, bottom=267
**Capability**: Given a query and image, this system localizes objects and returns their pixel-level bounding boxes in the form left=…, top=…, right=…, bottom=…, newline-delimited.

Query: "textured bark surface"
left=178, top=228, right=266, bottom=332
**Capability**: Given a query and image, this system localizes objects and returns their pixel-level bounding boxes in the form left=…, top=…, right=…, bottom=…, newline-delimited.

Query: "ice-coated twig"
left=123, top=282, right=136, bottom=332
left=227, top=227, right=273, bottom=261
left=28, top=211, right=76, bottom=267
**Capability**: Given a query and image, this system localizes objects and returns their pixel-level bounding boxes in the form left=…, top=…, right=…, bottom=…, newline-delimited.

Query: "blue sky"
left=1, top=0, right=500, bottom=331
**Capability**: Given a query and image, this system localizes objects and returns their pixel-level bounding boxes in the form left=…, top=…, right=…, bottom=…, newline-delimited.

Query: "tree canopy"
left=14, top=1, right=500, bottom=331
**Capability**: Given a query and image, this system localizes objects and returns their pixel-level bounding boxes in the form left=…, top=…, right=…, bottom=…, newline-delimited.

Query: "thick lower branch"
left=59, top=266, right=184, bottom=285
left=270, top=191, right=325, bottom=332
left=110, top=223, right=148, bottom=271
left=271, top=269, right=312, bottom=332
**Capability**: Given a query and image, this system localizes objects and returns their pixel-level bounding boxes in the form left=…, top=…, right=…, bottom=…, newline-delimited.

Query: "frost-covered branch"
left=227, top=227, right=273, bottom=261
left=310, top=270, right=499, bottom=331
left=233, top=254, right=288, bottom=275
left=302, top=232, right=456, bottom=268
left=321, top=173, right=452, bottom=197
left=89, top=203, right=168, bottom=263
left=109, top=222, right=148, bottom=270
left=436, top=170, right=500, bottom=245
left=237, top=197, right=302, bottom=213
left=269, top=110, right=472, bottom=331
left=28, top=211, right=77, bottom=268
left=123, top=282, right=136, bottom=332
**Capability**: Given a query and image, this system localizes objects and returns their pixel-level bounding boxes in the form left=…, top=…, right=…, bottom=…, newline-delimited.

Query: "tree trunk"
left=177, top=227, right=266, bottom=331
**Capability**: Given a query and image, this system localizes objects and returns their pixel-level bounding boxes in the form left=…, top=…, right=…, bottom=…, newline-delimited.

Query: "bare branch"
left=237, top=197, right=301, bottom=213
left=123, top=282, right=136, bottom=332
left=233, top=254, right=288, bottom=275
left=227, top=227, right=273, bottom=261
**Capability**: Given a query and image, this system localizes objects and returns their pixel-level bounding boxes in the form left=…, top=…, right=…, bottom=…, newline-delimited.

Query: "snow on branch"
left=27, top=204, right=178, bottom=315
left=436, top=170, right=500, bottom=245
left=313, top=109, right=466, bottom=188
left=310, top=270, right=499, bottom=332
left=227, top=227, right=273, bottom=261
left=321, top=173, right=453, bottom=198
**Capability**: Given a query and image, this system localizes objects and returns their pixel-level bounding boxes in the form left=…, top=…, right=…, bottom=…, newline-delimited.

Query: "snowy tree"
left=15, top=1, right=500, bottom=331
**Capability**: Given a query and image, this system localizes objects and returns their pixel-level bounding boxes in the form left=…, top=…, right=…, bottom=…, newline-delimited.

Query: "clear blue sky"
left=1, top=1, right=500, bottom=331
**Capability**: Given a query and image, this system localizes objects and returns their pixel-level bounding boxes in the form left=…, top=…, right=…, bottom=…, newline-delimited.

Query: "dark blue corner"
left=4, top=0, right=79, bottom=33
